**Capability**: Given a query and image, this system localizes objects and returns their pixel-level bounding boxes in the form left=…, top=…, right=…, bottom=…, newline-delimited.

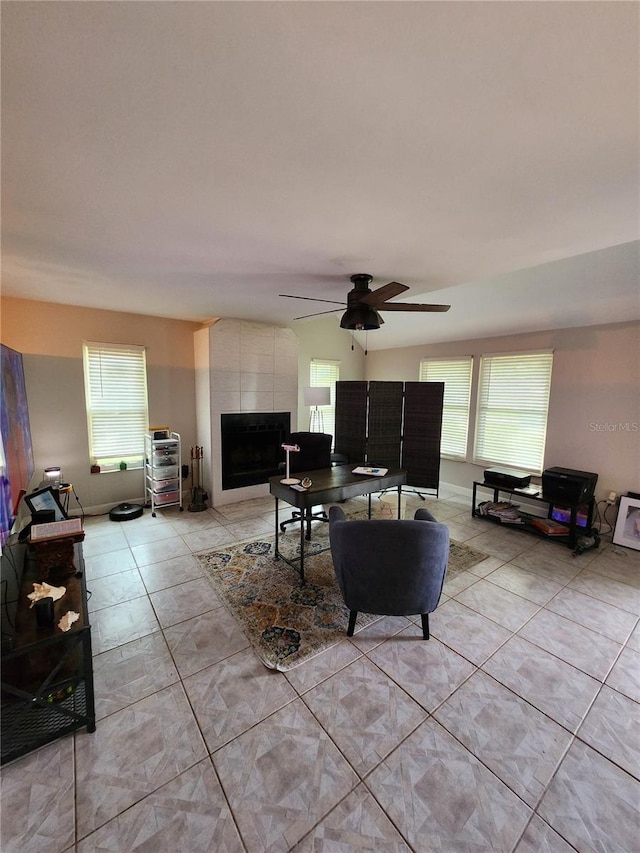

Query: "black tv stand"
left=1, top=538, right=95, bottom=765
left=472, top=481, right=594, bottom=550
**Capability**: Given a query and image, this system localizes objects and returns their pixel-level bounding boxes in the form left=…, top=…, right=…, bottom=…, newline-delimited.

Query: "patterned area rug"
left=196, top=524, right=487, bottom=671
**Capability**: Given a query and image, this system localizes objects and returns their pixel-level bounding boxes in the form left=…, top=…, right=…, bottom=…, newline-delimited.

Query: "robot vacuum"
left=109, top=502, right=144, bottom=522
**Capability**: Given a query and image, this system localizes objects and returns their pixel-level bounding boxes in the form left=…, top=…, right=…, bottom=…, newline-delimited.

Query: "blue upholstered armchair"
left=328, top=505, right=450, bottom=639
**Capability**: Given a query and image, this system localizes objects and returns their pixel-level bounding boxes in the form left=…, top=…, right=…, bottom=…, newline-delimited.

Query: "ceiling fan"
left=280, top=274, right=450, bottom=330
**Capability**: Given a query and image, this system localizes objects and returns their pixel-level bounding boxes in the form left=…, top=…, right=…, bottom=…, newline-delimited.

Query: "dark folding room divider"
left=367, top=381, right=404, bottom=470
left=402, top=381, right=444, bottom=491
left=334, top=381, right=368, bottom=464
left=334, top=380, right=444, bottom=494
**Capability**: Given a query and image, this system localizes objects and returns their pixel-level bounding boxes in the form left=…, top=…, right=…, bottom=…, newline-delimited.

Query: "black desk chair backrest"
left=288, top=432, right=332, bottom=473
left=280, top=432, right=333, bottom=539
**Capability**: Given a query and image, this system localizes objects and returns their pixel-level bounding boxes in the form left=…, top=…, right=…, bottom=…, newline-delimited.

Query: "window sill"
left=91, top=463, right=143, bottom=474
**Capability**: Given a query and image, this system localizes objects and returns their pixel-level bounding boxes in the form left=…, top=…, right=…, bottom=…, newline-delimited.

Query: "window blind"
left=474, top=350, right=553, bottom=473
left=310, top=359, right=340, bottom=444
left=83, top=343, right=149, bottom=467
left=419, top=357, right=473, bottom=459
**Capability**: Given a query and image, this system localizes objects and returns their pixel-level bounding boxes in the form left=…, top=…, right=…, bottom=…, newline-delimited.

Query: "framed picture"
left=612, top=495, right=640, bottom=551
left=1, top=344, right=35, bottom=544
left=23, top=486, right=68, bottom=521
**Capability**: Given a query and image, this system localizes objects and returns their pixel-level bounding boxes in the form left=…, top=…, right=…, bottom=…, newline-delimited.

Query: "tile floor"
left=2, top=488, right=639, bottom=852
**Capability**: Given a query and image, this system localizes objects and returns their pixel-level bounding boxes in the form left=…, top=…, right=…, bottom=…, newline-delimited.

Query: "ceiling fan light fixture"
left=339, top=305, right=381, bottom=330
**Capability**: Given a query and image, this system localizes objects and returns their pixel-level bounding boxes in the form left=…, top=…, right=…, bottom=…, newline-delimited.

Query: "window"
left=419, top=357, right=473, bottom=460
left=474, top=350, right=553, bottom=474
left=83, top=343, right=149, bottom=470
left=309, top=359, right=340, bottom=444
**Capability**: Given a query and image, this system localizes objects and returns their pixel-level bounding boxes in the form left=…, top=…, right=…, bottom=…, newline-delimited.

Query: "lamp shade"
left=303, top=386, right=331, bottom=407
left=339, top=306, right=381, bottom=330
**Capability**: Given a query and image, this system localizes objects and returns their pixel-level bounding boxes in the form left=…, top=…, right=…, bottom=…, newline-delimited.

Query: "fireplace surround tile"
left=240, top=390, right=274, bottom=411
left=241, top=350, right=274, bottom=374
left=240, top=372, right=274, bottom=393
left=209, top=369, right=240, bottom=392
left=196, top=318, right=299, bottom=506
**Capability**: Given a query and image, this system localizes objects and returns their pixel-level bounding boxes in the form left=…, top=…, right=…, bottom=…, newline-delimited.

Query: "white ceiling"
left=2, top=1, right=638, bottom=351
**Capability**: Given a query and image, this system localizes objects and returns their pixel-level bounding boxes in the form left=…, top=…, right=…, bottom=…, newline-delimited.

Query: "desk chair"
left=328, top=505, right=449, bottom=639
left=279, top=432, right=332, bottom=540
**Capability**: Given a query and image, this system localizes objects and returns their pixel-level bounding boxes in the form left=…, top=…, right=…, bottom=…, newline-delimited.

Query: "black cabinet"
left=472, top=481, right=594, bottom=550
left=1, top=539, right=95, bottom=765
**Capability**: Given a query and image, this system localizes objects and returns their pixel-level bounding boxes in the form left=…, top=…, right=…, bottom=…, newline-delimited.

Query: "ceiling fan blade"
left=359, top=281, right=409, bottom=306
left=293, top=308, right=343, bottom=320
left=279, top=294, right=346, bottom=306
left=377, top=303, right=451, bottom=313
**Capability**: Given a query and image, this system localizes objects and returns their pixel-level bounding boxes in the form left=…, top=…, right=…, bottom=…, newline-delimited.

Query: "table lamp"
left=281, top=443, right=300, bottom=484
left=43, top=467, right=62, bottom=490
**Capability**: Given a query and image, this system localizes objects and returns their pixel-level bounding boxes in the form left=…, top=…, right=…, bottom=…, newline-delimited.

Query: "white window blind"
left=310, top=359, right=340, bottom=444
left=419, top=357, right=473, bottom=460
left=474, top=350, right=553, bottom=473
left=83, top=343, right=149, bottom=468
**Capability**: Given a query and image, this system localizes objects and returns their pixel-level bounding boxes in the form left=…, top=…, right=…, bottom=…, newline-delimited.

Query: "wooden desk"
left=269, top=465, right=407, bottom=582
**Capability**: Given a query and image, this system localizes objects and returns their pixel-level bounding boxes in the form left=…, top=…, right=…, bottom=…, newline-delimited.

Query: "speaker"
left=32, top=509, right=56, bottom=524
left=542, top=467, right=598, bottom=505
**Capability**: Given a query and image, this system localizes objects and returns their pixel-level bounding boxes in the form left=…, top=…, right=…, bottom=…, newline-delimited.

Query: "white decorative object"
left=281, top=443, right=300, bottom=485
left=303, top=386, right=330, bottom=432
left=58, top=611, right=80, bottom=632
left=27, top=582, right=66, bottom=607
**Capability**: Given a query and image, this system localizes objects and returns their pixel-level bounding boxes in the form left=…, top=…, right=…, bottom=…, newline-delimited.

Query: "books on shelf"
left=477, top=501, right=572, bottom=536
left=476, top=501, right=525, bottom=524
left=529, top=517, right=570, bottom=536
left=352, top=466, right=388, bottom=477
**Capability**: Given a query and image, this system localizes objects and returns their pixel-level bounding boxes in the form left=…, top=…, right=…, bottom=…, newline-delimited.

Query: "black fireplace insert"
left=221, top=412, right=290, bottom=491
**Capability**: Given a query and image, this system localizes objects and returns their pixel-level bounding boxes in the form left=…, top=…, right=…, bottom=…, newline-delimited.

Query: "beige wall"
left=1, top=297, right=200, bottom=512
left=4, top=292, right=635, bottom=511
left=365, top=321, right=640, bottom=501
left=0, top=298, right=365, bottom=512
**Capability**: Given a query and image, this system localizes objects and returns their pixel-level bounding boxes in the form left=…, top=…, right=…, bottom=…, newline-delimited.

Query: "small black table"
left=269, top=465, right=407, bottom=582
left=472, top=480, right=595, bottom=549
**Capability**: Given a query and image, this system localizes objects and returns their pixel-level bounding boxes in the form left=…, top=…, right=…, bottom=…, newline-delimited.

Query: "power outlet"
left=607, top=491, right=617, bottom=504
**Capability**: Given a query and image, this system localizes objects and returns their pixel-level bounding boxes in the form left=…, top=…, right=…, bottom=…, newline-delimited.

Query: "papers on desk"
left=352, top=466, right=388, bottom=477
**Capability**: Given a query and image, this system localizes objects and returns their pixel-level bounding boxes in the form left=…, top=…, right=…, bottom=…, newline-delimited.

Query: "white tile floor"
left=2, top=489, right=639, bottom=852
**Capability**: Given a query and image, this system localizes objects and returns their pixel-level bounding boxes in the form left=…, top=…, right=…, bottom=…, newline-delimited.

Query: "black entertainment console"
left=1, top=537, right=95, bottom=764
left=472, top=481, right=595, bottom=550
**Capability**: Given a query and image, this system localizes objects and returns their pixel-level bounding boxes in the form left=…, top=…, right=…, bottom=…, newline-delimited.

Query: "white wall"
left=365, top=320, right=640, bottom=502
